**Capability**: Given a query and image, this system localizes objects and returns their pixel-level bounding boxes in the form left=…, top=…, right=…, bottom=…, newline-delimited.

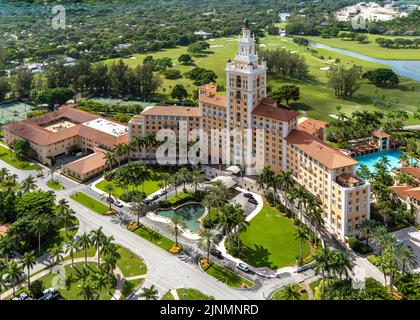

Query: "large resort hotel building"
left=3, top=104, right=128, bottom=181
left=128, top=20, right=371, bottom=240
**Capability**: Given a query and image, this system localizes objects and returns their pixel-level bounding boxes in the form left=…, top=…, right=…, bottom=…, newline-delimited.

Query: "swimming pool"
left=355, top=150, right=418, bottom=173
left=157, top=203, right=205, bottom=233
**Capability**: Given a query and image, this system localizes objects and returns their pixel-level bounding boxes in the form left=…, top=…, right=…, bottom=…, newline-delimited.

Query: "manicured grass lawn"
left=161, top=291, right=175, bottom=300
left=201, top=259, right=253, bottom=288
left=121, top=278, right=145, bottom=300
left=35, top=262, right=115, bottom=300
left=96, top=176, right=161, bottom=198
left=164, top=191, right=196, bottom=207
left=309, top=279, right=321, bottom=294
left=239, top=204, right=310, bottom=269
left=306, top=34, right=420, bottom=60
left=70, top=192, right=110, bottom=215
left=177, top=288, right=213, bottom=300
left=69, top=246, right=97, bottom=260
left=0, top=144, right=41, bottom=170
left=271, top=284, right=309, bottom=300
left=133, top=224, right=175, bottom=251
left=115, top=246, right=147, bottom=277
left=34, top=225, right=78, bottom=258
left=47, top=179, right=64, bottom=190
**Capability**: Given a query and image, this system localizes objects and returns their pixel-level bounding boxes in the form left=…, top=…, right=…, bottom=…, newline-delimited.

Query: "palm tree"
left=103, top=184, right=115, bottom=211
left=140, top=285, right=159, bottom=300
left=22, top=251, right=36, bottom=287
left=31, top=217, right=46, bottom=256
left=133, top=136, right=145, bottom=162
left=278, top=284, right=301, bottom=300
left=48, top=244, right=64, bottom=270
left=100, top=254, right=117, bottom=296
left=169, top=216, right=187, bottom=246
left=396, top=245, right=416, bottom=274
left=130, top=194, right=147, bottom=225
left=67, top=240, right=78, bottom=267
left=233, top=206, right=249, bottom=254
left=92, top=272, right=109, bottom=293
left=335, top=251, right=353, bottom=280
left=177, top=167, right=191, bottom=191
left=294, top=227, right=309, bottom=265
left=56, top=201, right=76, bottom=236
left=103, top=152, right=116, bottom=172
left=359, top=219, right=376, bottom=246
left=6, top=260, right=24, bottom=297
left=21, top=175, right=37, bottom=193
left=198, top=229, right=218, bottom=260
left=79, top=279, right=97, bottom=300
left=113, top=143, right=126, bottom=167
left=158, top=173, right=171, bottom=201
left=79, top=233, right=91, bottom=265
left=0, top=167, right=10, bottom=182
left=308, top=205, right=324, bottom=245
left=256, top=166, right=275, bottom=194
left=372, top=226, right=391, bottom=254
left=313, top=247, right=331, bottom=297
left=90, top=227, right=105, bottom=265
left=190, top=169, right=204, bottom=193
left=170, top=173, right=180, bottom=197
left=101, top=242, right=121, bottom=262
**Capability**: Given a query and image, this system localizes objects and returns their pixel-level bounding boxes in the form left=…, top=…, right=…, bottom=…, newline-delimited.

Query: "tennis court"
left=0, top=101, right=34, bottom=124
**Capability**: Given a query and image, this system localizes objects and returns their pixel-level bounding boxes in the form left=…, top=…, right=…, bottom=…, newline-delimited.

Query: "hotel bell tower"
left=225, top=18, right=267, bottom=174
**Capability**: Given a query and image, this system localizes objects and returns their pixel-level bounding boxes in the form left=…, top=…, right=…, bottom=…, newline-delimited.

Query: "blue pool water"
left=356, top=150, right=418, bottom=173
left=158, top=203, right=205, bottom=232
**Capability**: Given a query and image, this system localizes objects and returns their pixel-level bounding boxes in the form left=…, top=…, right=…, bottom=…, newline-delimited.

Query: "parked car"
left=19, top=292, right=30, bottom=300
left=159, top=189, right=168, bottom=196
left=248, top=197, right=258, bottom=205
left=236, top=262, right=250, bottom=273
left=243, top=193, right=253, bottom=198
left=210, top=248, right=223, bottom=259
left=110, top=196, right=123, bottom=208
left=150, top=194, right=159, bottom=201
left=215, top=233, right=223, bottom=243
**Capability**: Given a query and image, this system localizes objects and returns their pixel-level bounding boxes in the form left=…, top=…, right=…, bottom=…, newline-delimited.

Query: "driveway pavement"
left=393, top=227, right=420, bottom=273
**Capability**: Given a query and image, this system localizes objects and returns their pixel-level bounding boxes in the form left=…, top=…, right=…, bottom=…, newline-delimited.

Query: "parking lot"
left=393, top=227, right=420, bottom=273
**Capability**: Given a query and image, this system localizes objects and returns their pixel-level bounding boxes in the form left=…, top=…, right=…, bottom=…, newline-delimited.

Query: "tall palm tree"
left=113, top=143, right=126, bottom=167
left=103, top=184, right=115, bottom=211
left=294, top=227, right=309, bottom=265
left=79, top=279, right=97, bottom=300
left=56, top=203, right=76, bottom=236
left=177, top=167, right=191, bottom=191
left=170, top=173, right=180, bottom=197
left=67, top=240, right=78, bottom=267
left=6, top=260, right=24, bottom=297
left=158, top=173, right=171, bottom=201
left=90, top=227, right=105, bottom=265
left=79, top=233, right=91, bottom=265
left=0, top=167, right=10, bottom=183
left=130, top=194, right=147, bottom=225
left=20, top=175, right=37, bottom=193
left=103, top=152, right=116, bottom=172
left=92, top=272, right=109, bottom=293
left=278, top=284, right=301, bottom=300
left=100, top=254, right=117, bottom=296
left=190, top=169, right=204, bottom=193
left=313, top=247, right=331, bottom=297
left=198, top=229, right=218, bottom=260
left=31, top=217, right=46, bottom=256
left=139, top=284, right=159, bottom=300
left=396, top=245, right=416, bottom=274
left=133, top=136, right=145, bottom=162
left=22, top=251, right=36, bottom=287
left=169, top=216, right=187, bottom=246
left=48, top=244, right=64, bottom=270
left=359, top=219, right=376, bottom=246
left=233, top=207, right=249, bottom=255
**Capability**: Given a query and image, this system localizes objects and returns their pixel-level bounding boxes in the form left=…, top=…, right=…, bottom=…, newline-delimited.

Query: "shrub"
left=120, top=191, right=146, bottom=203
left=29, top=280, right=44, bottom=298
left=127, top=222, right=140, bottom=232
left=169, top=243, right=183, bottom=254
left=293, top=216, right=301, bottom=226
left=348, top=237, right=373, bottom=255
left=225, top=235, right=240, bottom=257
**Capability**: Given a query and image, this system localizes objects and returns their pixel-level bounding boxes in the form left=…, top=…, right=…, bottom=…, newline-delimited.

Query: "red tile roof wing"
left=298, top=118, right=327, bottom=135
left=372, top=131, right=390, bottom=139
left=252, top=101, right=298, bottom=122
left=141, top=106, right=201, bottom=117
left=285, top=129, right=358, bottom=169
left=199, top=95, right=227, bottom=108
left=400, top=167, right=420, bottom=180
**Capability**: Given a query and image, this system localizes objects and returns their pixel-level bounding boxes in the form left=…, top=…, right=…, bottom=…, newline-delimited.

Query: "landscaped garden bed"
left=47, top=179, right=65, bottom=190
left=199, top=257, right=253, bottom=289
left=271, top=284, right=309, bottom=300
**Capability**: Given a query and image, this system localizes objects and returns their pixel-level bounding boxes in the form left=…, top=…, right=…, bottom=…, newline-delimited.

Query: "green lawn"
left=0, top=144, right=41, bottom=170
left=34, top=226, right=78, bottom=258
left=70, top=192, right=110, bottom=215
left=201, top=259, right=253, bottom=288
left=34, top=262, right=115, bottom=300
left=132, top=224, right=175, bottom=251
left=96, top=176, right=161, bottom=198
left=239, top=204, right=310, bottom=269
left=176, top=288, right=214, bottom=300
left=69, top=246, right=97, bottom=260
left=47, top=179, right=64, bottom=190
left=121, top=278, right=145, bottom=300
left=116, top=246, right=147, bottom=277
left=161, top=291, right=175, bottom=300
left=271, top=284, right=309, bottom=300
left=104, top=35, right=420, bottom=125
left=306, top=34, right=420, bottom=60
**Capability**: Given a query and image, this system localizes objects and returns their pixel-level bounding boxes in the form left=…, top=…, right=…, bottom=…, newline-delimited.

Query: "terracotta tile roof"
left=400, top=166, right=420, bottom=180
left=63, top=151, right=106, bottom=175
left=390, top=185, right=420, bottom=201
left=141, top=106, right=201, bottom=117
left=252, top=99, right=298, bottom=122
left=3, top=106, right=128, bottom=147
left=285, top=129, right=358, bottom=169
left=199, top=94, right=227, bottom=108
left=298, top=118, right=327, bottom=135
left=372, top=131, right=390, bottom=139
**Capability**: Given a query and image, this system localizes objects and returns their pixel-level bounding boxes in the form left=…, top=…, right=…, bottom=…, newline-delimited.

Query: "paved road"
left=1, top=161, right=305, bottom=300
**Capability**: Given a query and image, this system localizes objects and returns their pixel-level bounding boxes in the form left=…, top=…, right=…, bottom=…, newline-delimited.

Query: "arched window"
left=236, top=112, right=241, bottom=122
left=257, top=77, right=260, bottom=87
left=236, top=76, right=241, bottom=88
left=236, top=91, right=241, bottom=100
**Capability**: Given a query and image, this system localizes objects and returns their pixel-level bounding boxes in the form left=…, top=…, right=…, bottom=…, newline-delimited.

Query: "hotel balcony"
left=335, top=173, right=366, bottom=189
